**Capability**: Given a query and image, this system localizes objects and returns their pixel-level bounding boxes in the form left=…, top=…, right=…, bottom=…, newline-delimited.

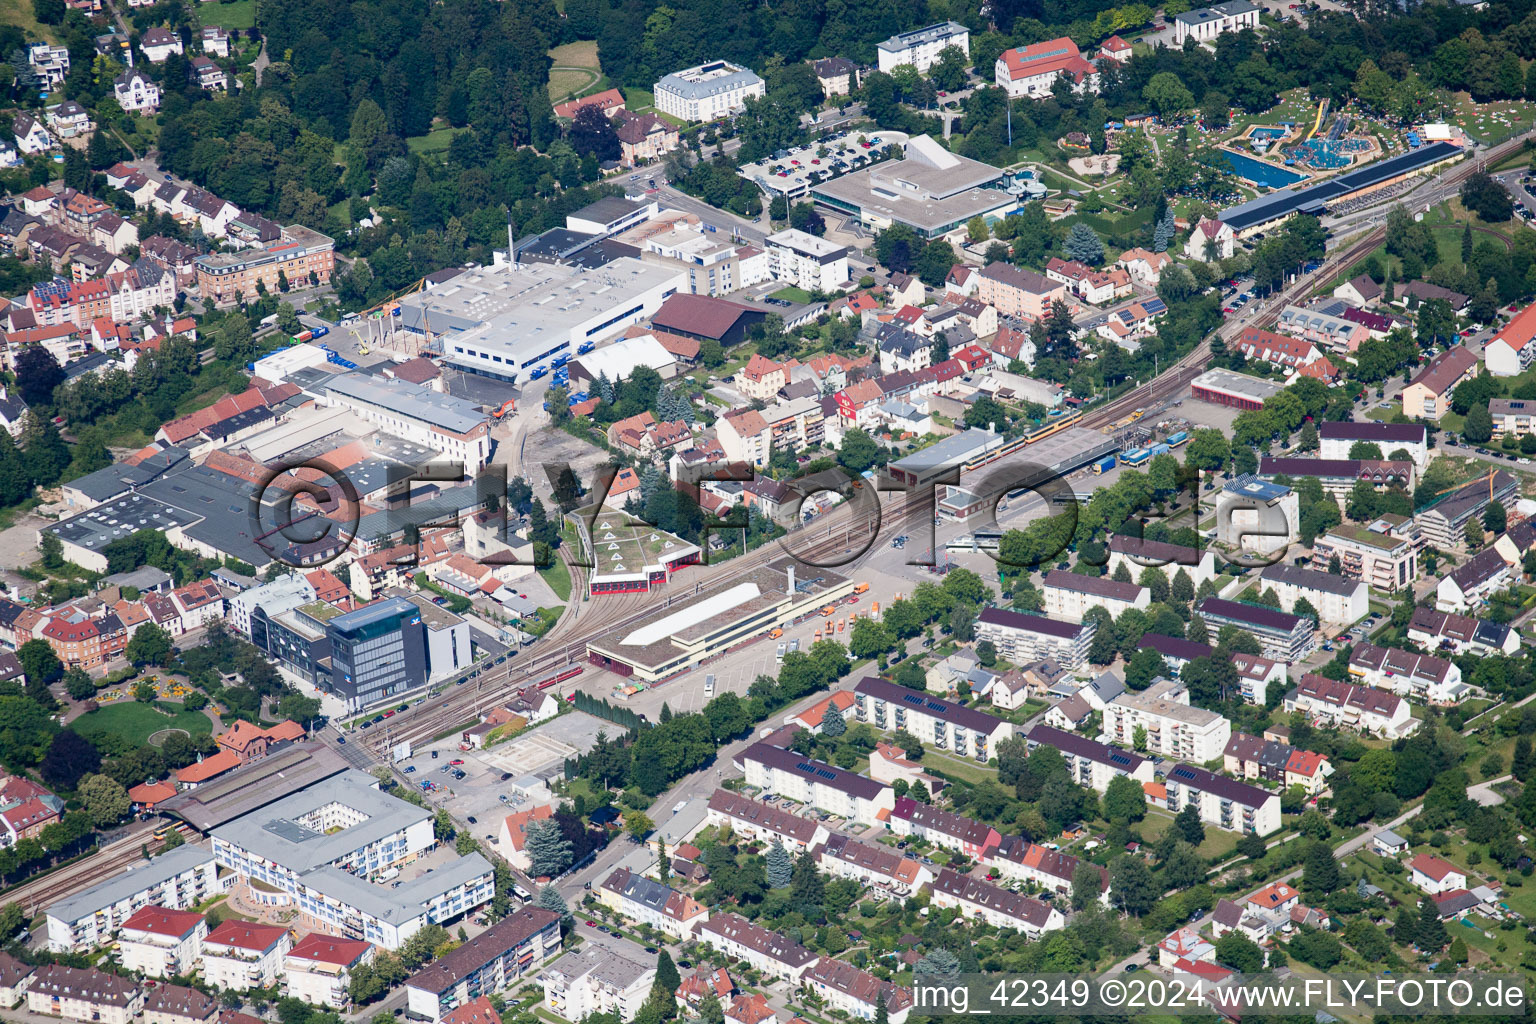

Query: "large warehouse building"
left=393, top=258, right=685, bottom=383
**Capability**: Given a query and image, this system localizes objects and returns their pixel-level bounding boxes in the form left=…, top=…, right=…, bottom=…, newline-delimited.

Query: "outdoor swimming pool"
left=1249, top=127, right=1287, bottom=140
left=1214, top=149, right=1310, bottom=188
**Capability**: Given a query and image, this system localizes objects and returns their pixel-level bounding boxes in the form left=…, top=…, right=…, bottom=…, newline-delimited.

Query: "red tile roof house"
left=200, top=920, right=291, bottom=990
left=441, top=996, right=502, bottom=1024
left=785, top=691, right=855, bottom=734
left=553, top=88, right=625, bottom=120
left=116, top=906, right=208, bottom=978
left=283, top=934, right=375, bottom=1009
left=1409, top=852, right=1469, bottom=895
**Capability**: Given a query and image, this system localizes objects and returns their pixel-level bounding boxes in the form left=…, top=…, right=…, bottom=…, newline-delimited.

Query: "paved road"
left=1469, top=774, right=1512, bottom=806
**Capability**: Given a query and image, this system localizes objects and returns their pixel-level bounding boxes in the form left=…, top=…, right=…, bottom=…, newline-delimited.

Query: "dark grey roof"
left=1027, top=723, right=1145, bottom=772
left=1164, top=762, right=1272, bottom=808
left=1259, top=562, right=1364, bottom=598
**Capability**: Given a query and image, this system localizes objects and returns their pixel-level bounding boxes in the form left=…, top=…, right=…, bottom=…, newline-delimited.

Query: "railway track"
left=3, top=822, right=158, bottom=918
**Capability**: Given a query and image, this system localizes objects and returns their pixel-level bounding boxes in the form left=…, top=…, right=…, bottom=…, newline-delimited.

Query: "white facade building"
left=876, top=22, right=969, bottom=73
left=1162, top=763, right=1280, bottom=835
left=283, top=935, right=375, bottom=1009
left=115, top=907, right=207, bottom=979
left=850, top=676, right=1013, bottom=762
left=1257, top=563, right=1368, bottom=625
left=542, top=947, right=655, bottom=1023
left=654, top=62, right=765, bottom=121
left=209, top=772, right=494, bottom=951
left=1041, top=570, right=1150, bottom=620
left=765, top=229, right=849, bottom=292
left=45, top=846, right=220, bottom=952
left=1172, top=0, right=1260, bottom=44
left=201, top=920, right=291, bottom=991
left=738, top=743, right=894, bottom=826
left=698, top=914, right=817, bottom=983
left=1101, top=677, right=1232, bottom=764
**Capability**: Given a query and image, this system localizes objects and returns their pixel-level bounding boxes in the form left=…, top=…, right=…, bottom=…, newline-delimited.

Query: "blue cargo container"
left=1166, top=431, right=1189, bottom=448
left=1092, top=455, right=1117, bottom=474
left=1120, top=448, right=1150, bottom=467
left=1146, top=442, right=1171, bottom=457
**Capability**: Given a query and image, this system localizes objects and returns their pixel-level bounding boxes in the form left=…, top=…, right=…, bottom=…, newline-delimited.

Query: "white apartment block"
left=1101, top=677, right=1232, bottom=764
left=25, top=967, right=141, bottom=1024
left=699, top=914, right=817, bottom=983
left=851, top=676, right=1013, bottom=762
left=115, top=907, right=207, bottom=979
left=738, top=743, right=894, bottom=826
left=1104, top=536, right=1218, bottom=590
left=1172, top=0, right=1260, bottom=44
left=46, top=846, right=220, bottom=952
left=1041, top=570, right=1150, bottom=621
left=1162, top=763, right=1280, bottom=835
left=284, top=935, right=375, bottom=1009
left=765, top=229, right=849, bottom=292
left=1317, top=422, right=1428, bottom=471
left=1231, top=652, right=1286, bottom=707
left=200, top=920, right=291, bottom=991
left=654, top=62, right=765, bottom=121
left=876, top=21, right=969, bottom=73
left=706, top=789, right=829, bottom=854
left=1257, top=563, right=1368, bottom=625
left=542, top=947, right=655, bottom=1024
left=1312, top=516, right=1420, bottom=592
left=975, top=608, right=1095, bottom=670
left=1024, top=724, right=1153, bottom=793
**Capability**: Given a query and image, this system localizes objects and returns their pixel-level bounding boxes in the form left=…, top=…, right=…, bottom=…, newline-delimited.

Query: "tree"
left=1302, top=840, right=1340, bottom=898
left=1142, top=72, right=1195, bottom=118
left=1175, top=803, right=1205, bottom=846
left=79, top=773, right=130, bottom=827
left=1213, top=933, right=1264, bottom=974
left=625, top=810, right=655, bottom=840
left=914, top=948, right=960, bottom=978
left=930, top=45, right=969, bottom=92
left=821, top=700, right=846, bottom=737
left=838, top=428, right=881, bottom=474
left=1071, top=861, right=1103, bottom=910
left=1102, top=774, right=1147, bottom=823
left=568, top=105, right=620, bottom=162
left=536, top=884, right=572, bottom=923
left=126, top=623, right=174, bottom=667
left=1464, top=403, right=1494, bottom=444
left=17, top=640, right=61, bottom=692
left=14, top=348, right=64, bottom=407
left=1063, top=223, right=1105, bottom=264
left=1109, top=855, right=1157, bottom=916
left=62, top=668, right=94, bottom=701
left=1461, top=171, right=1514, bottom=222
left=1415, top=895, right=1448, bottom=951
left=524, top=819, right=573, bottom=878
left=40, top=730, right=98, bottom=790
left=766, top=838, right=793, bottom=887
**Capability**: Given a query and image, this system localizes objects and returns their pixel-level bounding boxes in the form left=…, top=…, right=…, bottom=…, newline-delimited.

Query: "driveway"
left=1469, top=774, right=1512, bottom=806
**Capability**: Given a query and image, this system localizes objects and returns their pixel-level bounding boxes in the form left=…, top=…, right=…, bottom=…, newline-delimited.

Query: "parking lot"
left=393, top=710, right=614, bottom=844
left=737, top=131, right=904, bottom=200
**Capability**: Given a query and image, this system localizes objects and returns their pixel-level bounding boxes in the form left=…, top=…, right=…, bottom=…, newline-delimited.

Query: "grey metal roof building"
left=323, top=374, right=486, bottom=435
left=46, top=845, right=215, bottom=927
